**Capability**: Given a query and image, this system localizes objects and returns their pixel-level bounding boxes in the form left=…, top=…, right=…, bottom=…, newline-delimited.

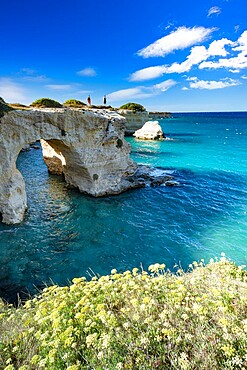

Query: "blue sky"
left=0, top=0, right=246, bottom=111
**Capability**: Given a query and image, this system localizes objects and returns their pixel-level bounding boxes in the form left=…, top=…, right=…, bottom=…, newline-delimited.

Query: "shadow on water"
left=0, top=149, right=246, bottom=304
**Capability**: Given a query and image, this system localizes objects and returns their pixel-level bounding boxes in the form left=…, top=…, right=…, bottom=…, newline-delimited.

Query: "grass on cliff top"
left=30, top=98, right=63, bottom=108
left=63, top=99, right=86, bottom=108
left=1, top=256, right=247, bottom=370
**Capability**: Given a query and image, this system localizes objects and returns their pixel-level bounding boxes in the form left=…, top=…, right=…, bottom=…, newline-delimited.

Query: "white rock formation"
left=133, top=121, right=165, bottom=140
left=0, top=108, right=136, bottom=224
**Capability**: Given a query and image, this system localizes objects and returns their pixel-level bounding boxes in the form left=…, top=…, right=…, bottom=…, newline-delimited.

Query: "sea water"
left=0, top=112, right=246, bottom=302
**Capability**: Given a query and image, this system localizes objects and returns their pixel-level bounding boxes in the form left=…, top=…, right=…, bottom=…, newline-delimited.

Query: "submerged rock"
left=133, top=121, right=165, bottom=140
left=121, top=165, right=175, bottom=190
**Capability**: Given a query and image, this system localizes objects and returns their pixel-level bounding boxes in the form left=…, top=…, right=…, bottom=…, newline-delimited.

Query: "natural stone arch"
left=0, top=108, right=136, bottom=224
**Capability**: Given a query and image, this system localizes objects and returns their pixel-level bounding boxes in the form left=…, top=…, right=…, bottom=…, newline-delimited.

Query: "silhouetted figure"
left=103, top=95, right=107, bottom=105
left=87, top=95, right=91, bottom=106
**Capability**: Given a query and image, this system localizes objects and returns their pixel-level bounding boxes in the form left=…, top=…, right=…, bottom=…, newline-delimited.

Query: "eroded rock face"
left=0, top=108, right=136, bottom=224
left=117, top=109, right=149, bottom=136
left=133, top=121, right=165, bottom=140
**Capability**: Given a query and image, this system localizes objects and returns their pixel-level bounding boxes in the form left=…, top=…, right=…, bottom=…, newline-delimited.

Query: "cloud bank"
left=130, top=31, right=247, bottom=81
left=187, top=77, right=241, bottom=90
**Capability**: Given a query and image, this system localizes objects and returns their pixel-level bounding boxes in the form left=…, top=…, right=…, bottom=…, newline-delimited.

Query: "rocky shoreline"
left=121, top=165, right=178, bottom=191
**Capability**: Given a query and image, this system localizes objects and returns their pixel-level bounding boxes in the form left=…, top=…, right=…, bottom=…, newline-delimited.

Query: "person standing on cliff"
left=103, top=95, right=107, bottom=105
left=87, top=95, right=91, bottom=106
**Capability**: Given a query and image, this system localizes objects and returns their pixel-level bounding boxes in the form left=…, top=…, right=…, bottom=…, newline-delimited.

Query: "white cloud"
left=107, top=87, right=146, bottom=101
left=0, top=78, right=27, bottom=103
left=186, top=76, right=198, bottom=81
left=188, top=77, right=241, bottom=90
left=153, top=79, right=177, bottom=91
left=129, top=66, right=168, bottom=81
left=232, top=30, right=247, bottom=52
left=77, top=68, right=97, bottom=77
left=130, top=31, right=247, bottom=81
left=200, top=55, right=247, bottom=71
left=130, top=46, right=208, bottom=81
left=241, top=75, right=247, bottom=79
left=207, top=38, right=234, bottom=56
left=162, top=40, right=233, bottom=74
left=199, top=31, right=247, bottom=72
left=46, top=84, right=73, bottom=90
left=207, top=6, right=222, bottom=17
left=137, top=26, right=215, bottom=58
left=107, top=79, right=176, bottom=102
left=229, top=69, right=240, bottom=73
left=165, top=46, right=208, bottom=73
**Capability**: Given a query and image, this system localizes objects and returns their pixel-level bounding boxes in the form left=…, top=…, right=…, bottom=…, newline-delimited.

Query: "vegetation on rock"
left=0, top=97, right=14, bottom=118
left=119, top=102, right=146, bottom=112
left=8, top=103, right=28, bottom=110
left=1, top=256, right=247, bottom=369
left=30, top=98, right=62, bottom=108
left=63, top=99, right=86, bottom=108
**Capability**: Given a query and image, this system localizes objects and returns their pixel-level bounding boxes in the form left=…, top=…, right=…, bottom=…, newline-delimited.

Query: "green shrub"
left=119, top=102, right=146, bottom=112
left=0, top=257, right=247, bottom=369
left=30, top=98, right=62, bottom=108
left=63, top=99, right=86, bottom=108
left=0, top=97, right=15, bottom=118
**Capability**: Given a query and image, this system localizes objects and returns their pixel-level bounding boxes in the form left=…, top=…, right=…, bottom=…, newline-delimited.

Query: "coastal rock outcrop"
left=121, top=165, right=175, bottom=189
left=148, top=111, right=171, bottom=119
left=133, top=121, right=165, bottom=140
left=117, top=109, right=149, bottom=136
left=0, top=108, right=136, bottom=224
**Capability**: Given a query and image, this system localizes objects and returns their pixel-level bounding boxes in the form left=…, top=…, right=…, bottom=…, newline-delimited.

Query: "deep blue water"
left=0, top=112, right=247, bottom=303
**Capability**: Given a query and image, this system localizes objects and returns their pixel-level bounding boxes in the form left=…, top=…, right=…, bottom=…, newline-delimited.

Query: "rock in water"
left=133, top=121, right=165, bottom=140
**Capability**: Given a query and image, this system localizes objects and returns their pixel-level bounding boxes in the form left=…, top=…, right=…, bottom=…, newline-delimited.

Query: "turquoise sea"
left=0, top=112, right=247, bottom=303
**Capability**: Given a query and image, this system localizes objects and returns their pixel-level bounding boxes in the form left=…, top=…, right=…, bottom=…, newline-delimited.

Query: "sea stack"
left=133, top=121, right=165, bottom=140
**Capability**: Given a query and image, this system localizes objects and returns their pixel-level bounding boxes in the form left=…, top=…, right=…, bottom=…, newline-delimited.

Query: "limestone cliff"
left=148, top=112, right=171, bottom=119
left=0, top=108, right=136, bottom=224
left=117, top=109, right=149, bottom=135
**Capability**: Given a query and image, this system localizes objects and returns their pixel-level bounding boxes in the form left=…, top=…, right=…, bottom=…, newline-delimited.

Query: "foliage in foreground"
left=1, top=257, right=247, bottom=369
left=119, top=102, right=146, bottom=112
left=30, top=98, right=62, bottom=108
